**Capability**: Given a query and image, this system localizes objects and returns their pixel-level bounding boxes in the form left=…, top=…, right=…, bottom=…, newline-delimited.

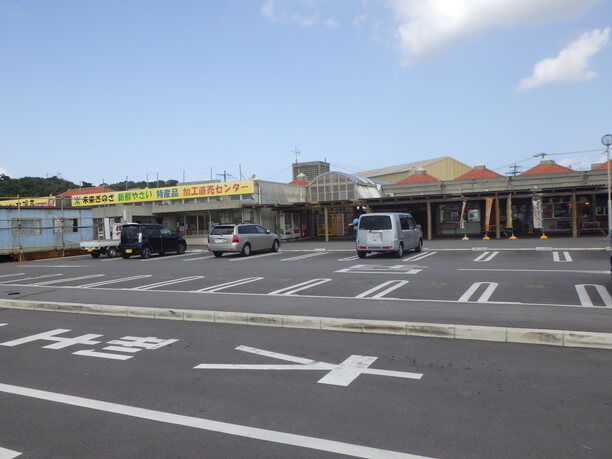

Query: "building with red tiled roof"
left=592, top=159, right=612, bottom=170
left=57, top=185, right=114, bottom=197
left=395, top=168, right=439, bottom=184
left=520, top=157, right=573, bottom=175
left=289, top=172, right=310, bottom=186
left=455, top=164, right=503, bottom=180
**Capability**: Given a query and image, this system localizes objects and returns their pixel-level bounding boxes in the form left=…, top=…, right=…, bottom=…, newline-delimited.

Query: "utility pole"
left=291, top=146, right=300, bottom=163
left=216, top=171, right=232, bottom=182
left=182, top=170, right=186, bottom=183
left=506, top=164, right=522, bottom=176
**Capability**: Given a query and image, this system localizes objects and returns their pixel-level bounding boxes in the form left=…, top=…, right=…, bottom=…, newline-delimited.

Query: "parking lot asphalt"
left=0, top=246, right=610, bottom=332
left=1, top=308, right=611, bottom=458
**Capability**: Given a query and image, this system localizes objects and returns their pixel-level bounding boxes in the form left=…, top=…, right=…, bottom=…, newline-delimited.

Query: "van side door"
left=399, top=215, right=412, bottom=247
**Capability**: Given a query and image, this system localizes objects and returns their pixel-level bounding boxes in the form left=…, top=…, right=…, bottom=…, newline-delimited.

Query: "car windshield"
left=211, top=226, right=234, bottom=235
left=359, top=216, right=392, bottom=230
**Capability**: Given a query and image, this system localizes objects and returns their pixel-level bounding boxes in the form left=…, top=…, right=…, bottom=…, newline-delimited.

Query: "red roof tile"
left=395, top=172, right=439, bottom=184
left=456, top=167, right=503, bottom=180
left=57, top=186, right=114, bottom=197
left=594, top=159, right=612, bottom=170
left=520, top=161, right=573, bottom=175
left=289, top=179, right=310, bottom=186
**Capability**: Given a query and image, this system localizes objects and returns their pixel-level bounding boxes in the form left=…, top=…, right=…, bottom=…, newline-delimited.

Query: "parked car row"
left=87, top=212, right=422, bottom=260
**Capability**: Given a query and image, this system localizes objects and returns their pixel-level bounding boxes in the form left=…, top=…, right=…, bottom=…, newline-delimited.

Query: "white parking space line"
left=402, top=252, right=436, bottom=262
left=337, top=255, right=359, bottom=261
left=131, top=276, right=205, bottom=290
left=355, top=280, right=409, bottom=299
left=0, top=273, right=25, bottom=279
left=0, top=382, right=426, bottom=459
left=473, top=251, right=499, bottom=262
left=269, top=278, right=332, bottom=295
left=553, top=251, right=573, bottom=262
left=280, top=252, right=326, bottom=262
left=22, top=265, right=89, bottom=268
left=78, top=275, right=153, bottom=288
left=141, top=252, right=202, bottom=261
left=31, top=274, right=105, bottom=286
left=194, top=277, right=263, bottom=292
left=0, top=274, right=63, bottom=284
left=0, top=324, right=6, bottom=327
left=459, top=268, right=609, bottom=274
left=183, top=255, right=215, bottom=261
left=458, top=282, right=499, bottom=302
left=35, top=255, right=88, bottom=261
left=575, top=284, right=612, bottom=307
left=230, top=252, right=282, bottom=262
left=0, top=446, right=21, bottom=459
left=101, top=257, right=124, bottom=262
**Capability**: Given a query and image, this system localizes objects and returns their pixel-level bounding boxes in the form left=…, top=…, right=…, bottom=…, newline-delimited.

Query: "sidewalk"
left=188, top=235, right=610, bottom=252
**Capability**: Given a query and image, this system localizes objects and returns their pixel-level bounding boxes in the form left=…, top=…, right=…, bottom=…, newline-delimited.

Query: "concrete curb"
left=1, top=299, right=611, bottom=350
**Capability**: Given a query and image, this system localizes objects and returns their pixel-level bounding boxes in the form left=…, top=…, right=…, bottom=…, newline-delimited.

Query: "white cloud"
left=388, top=0, right=601, bottom=65
left=260, top=0, right=339, bottom=28
left=518, top=28, right=610, bottom=91
left=0, top=167, right=9, bottom=176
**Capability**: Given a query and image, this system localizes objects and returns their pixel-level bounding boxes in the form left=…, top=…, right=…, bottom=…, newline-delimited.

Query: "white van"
left=356, top=213, right=423, bottom=258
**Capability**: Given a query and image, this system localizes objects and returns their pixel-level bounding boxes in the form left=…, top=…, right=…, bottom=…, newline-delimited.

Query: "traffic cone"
left=540, top=233, right=548, bottom=239
left=462, top=235, right=470, bottom=241
left=482, top=233, right=490, bottom=240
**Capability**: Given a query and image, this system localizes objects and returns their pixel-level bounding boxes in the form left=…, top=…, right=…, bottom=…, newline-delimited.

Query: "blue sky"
left=1, top=0, right=611, bottom=186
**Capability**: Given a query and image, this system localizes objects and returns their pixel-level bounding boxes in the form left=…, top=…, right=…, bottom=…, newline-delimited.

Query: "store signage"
left=532, top=193, right=543, bottom=228
left=71, top=180, right=255, bottom=207
left=0, top=197, right=55, bottom=207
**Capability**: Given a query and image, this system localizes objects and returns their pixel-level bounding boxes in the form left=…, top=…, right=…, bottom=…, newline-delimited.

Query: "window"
left=400, top=216, right=410, bottom=230
left=12, top=218, right=42, bottom=236
left=359, top=215, right=392, bottom=230
left=407, top=217, right=416, bottom=229
left=160, top=227, right=173, bottom=236
left=211, top=226, right=234, bottom=235
left=255, top=225, right=268, bottom=234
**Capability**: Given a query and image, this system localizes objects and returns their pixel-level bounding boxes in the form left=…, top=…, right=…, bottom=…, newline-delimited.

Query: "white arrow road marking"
left=194, top=345, right=423, bottom=387
left=575, top=284, right=612, bottom=307
left=280, top=252, right=326, bottom=262
left=473, top=251, right=499, bottom=262
left=78, top=275, right=153, bottom=288
left=31, top=274, right=105, bottom=286
left=402, top=251, right=436, bottom=262
left=458, top=282, right=499, bottom=302
left=0, top=446, right=21, bottom=459
left=0, top=273, right=25, bottom=279
left=194, top=277, right=263, bottom=293
left=355, top=280, right=409, bottom=299
left=268, top=278, right=332, bottom=295
left=552, top=251, right=573, bottom=262
left=0, top=273, right=63, bottom=284
left=0, top=382, right=429, bottom=459
left=131, top=276, right=204, bottom=290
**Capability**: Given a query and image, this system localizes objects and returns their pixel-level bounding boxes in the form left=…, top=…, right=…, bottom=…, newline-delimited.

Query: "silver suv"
left=208, top=224, right=280, bottom=257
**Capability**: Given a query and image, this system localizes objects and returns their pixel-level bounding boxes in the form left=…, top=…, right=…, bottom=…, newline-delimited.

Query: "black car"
left=119, top=224, right=186, bottom=259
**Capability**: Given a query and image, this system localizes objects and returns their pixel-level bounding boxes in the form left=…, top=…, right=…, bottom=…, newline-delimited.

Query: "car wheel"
left=357, top=251, right=367, bottom=258
left=106, top=247, right=118, bottom=258
left=394, top=243, right=404, bottom=258
left=271, top=240, right=280, bottom=252
left=121, top=252, right=131, bottom=259
left=177, top=243, right=186, bottom=254
left=415, top=239, right=423, bottom=252
left=213, top=251, right=223, bottom=258
left=140, top=247, right=151, bottom=259
left=241, top=243, right=252, bottom=257
left=91, top=251, right=101, bottom=259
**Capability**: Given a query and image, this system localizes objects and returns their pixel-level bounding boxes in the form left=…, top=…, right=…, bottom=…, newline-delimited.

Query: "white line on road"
left=194, top=277, right=263, bottom=293
left=230, top=252, right=282, bottom=261
left=458, top=269, right=609, bottom=274
left=575, top=284, right=612, bottom=307
left=268, top=278, right=332, bottom=295
left=31, top=274, right=105, bottom=286
left=0, top=273, right=25, bottom=279
left=183, top=255, right=214, bottom=261
left=458, top=282, right=499, bottom=302
left=280, top=252, right=326, bottom=262
left=141, top=252, right=201, bottom=261
left=355, top=280, right=409, bottom=299
left=35, top=255, right=89, bottom=261
left=552, top=251, right=573, bottom=263
left=0, top=446, right=21, bottom=459
left=78, top=275, right=153, bottom=288
left=473, top=251, right=499, bottom=262
left=337, top=255, right=359, bottom=261
left=402, top=252, right=436, bottom=262
left=0, top=382, right=428, bottom=459
left=131, top=276, right=205, bottom=290
left=0, top=324, right=6, bottom=327
left=0, top=274, right=63, bottom=284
